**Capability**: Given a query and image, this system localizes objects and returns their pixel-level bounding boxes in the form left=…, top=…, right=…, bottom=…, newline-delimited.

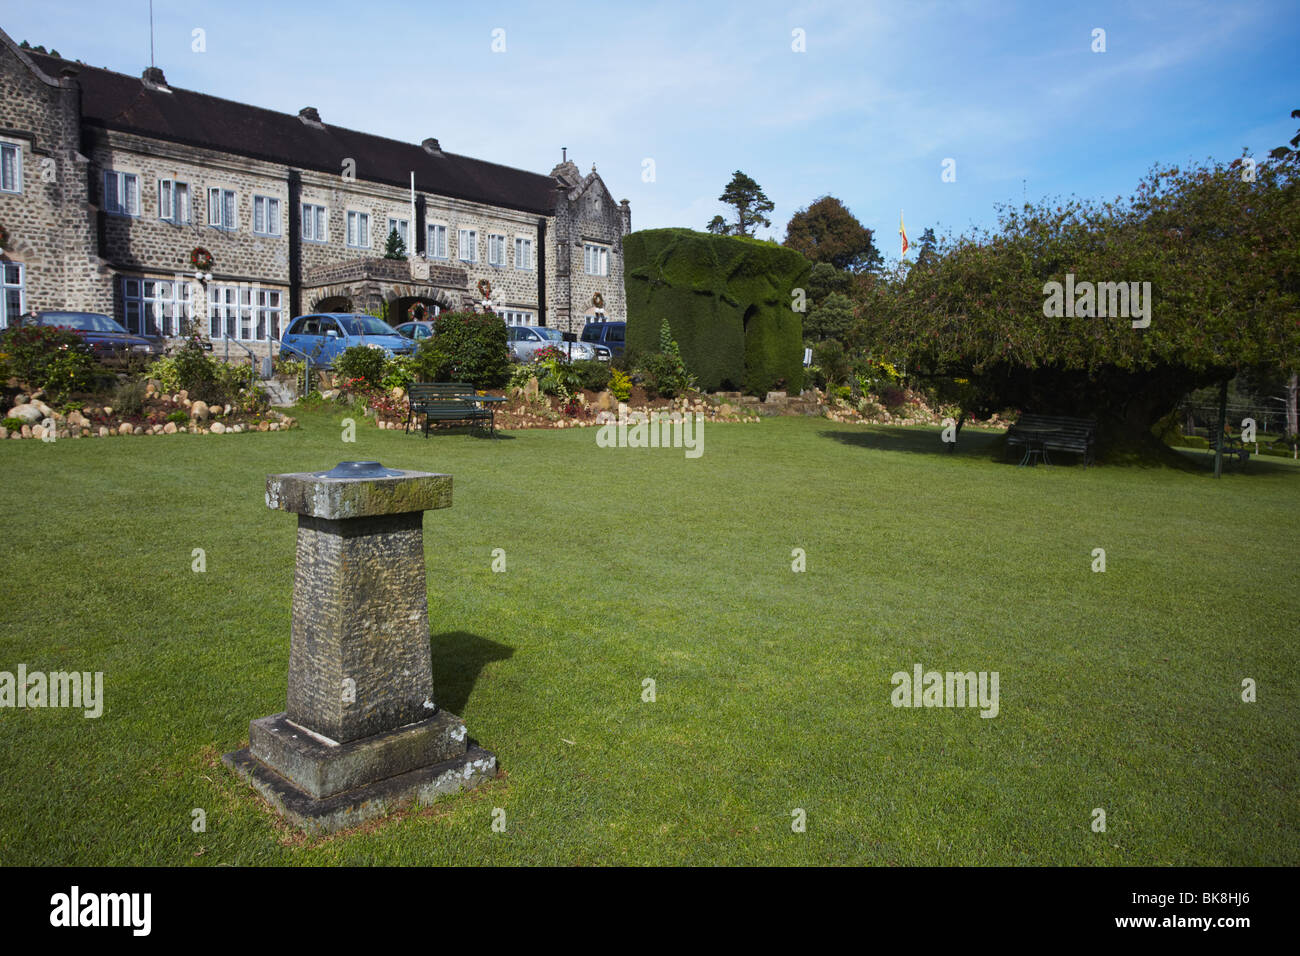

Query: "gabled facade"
left=0, top=27, right=629, bottom=356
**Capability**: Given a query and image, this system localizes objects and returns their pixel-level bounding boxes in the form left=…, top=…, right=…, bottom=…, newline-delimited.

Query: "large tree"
left=784, top=196, right=883, bottom=273
left=857, top=149, right=1300, bottom=457
left=716, top=171, right=774, bottom=237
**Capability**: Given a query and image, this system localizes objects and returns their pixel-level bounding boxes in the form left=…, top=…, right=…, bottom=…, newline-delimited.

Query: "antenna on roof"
left=149, top=0, right=156, bottom=68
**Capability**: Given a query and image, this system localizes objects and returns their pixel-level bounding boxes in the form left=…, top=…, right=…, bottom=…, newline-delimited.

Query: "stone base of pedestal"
left=223, top=711, right=497, bottom=833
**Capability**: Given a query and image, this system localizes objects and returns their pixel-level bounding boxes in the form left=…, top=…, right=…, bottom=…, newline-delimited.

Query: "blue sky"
left=9, top=1, right=1299, bottom=264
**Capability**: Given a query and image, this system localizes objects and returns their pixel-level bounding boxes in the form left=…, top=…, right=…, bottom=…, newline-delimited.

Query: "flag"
left=899, top=211, right=909, bottom=256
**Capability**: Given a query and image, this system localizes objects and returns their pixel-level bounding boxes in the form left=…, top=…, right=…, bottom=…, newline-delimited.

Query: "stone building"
left=0, top=28, right=630, bottom=356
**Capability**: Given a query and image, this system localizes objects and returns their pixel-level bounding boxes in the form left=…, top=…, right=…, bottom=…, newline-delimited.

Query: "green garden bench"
left=1206, top=425, right=1250, bottom=466
left=1005, top=414, right=1097, bottom=467
left=405, top=382, right=496, bottom=438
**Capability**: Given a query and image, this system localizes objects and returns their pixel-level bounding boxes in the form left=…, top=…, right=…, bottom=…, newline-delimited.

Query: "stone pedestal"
left=223, top=460, right=496, bottom=833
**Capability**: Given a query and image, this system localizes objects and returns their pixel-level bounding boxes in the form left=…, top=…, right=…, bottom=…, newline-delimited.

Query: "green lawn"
left=1, top=412, right=1296, bottom=865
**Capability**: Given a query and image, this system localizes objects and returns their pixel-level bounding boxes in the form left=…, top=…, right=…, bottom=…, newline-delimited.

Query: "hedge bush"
left=413, top=311, right=509, bottom=388
left=624, top=228, right=809, bottom=395
left=570, top=360, right=612, bottom=392
left=0, top=324, right=96, bottom=390
left=335, top=345, right=389, bottom=389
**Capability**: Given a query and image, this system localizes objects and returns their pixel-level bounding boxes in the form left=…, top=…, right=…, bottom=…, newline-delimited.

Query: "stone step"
left=261, top=379, right=299, bottom=406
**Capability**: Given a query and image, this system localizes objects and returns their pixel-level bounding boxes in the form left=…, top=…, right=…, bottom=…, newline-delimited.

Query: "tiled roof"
left=26, top=53, right=560, bottom=215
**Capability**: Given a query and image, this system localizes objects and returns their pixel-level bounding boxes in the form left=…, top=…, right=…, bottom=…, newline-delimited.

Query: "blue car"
left=281, top=313, right=416, bottom=368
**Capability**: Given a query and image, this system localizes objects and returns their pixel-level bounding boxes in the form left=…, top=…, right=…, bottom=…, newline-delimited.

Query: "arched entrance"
left=313, top=295, right=352, bottom=313
left=394, top=296, right=441, bottom=324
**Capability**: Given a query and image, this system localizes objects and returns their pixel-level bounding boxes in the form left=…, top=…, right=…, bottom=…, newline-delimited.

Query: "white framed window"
left=104, top=170, right=141, bottom=216
left=583, top=242, right=609, bottom=276
left=207, top=187, right=237, bottom=230
left=2, top=262, right=24, bottom=327
left=0, top=143, right=22, bottom=194
left=458, top=228, right=477, bottom=263
left=209, top=285, right=277, bottom=341
left=500, top=310, right=535, bottom=326
left=514, top=237, right=533, bottom=271
left=487, top=233, right=506, bottom=267
left=253, top=195, right=282, bottom=236
left=122, top=277, right=192, bottom=337
left=386, top=218, right=410, bottom=251
left=347, top=211, right=371, bottom=248
left=302, top=203, right=328, bottom=242
left=158, top=179, right=191, bottom=223
left=427, top=224, right=447, bottom=258
left=256, top=289, right=283, bottom=340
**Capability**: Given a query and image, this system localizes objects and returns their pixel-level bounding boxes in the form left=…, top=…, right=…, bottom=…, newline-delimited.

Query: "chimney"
left=422, top=138, right=442, bottom=156
left=298, top=107, right=323, bottom=127
left=141, top=66, right=170, bottom=91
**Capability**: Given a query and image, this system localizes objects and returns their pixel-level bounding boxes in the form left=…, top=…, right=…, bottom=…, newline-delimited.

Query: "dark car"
left=34, top=311, right=164, bottom=363
left=579, top=320, right=625, bottom=358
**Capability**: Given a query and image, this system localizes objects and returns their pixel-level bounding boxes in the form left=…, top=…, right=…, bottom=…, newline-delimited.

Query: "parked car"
left=32, top=310, right=164, bottom=364
left=507, top=325, right=606, bottom=363
left=393, top=320, right=437, bottom=342
left=579, top=320, right=625, bottom=358
left=280, top=313, right=416, bottom=368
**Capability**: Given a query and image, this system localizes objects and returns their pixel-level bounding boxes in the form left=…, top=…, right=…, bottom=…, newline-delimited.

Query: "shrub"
left=166, top=410, right=189, bottom=425
left=0, top=324, right=94, bottom=388
left=112, top=380, right=148, bottom=418
left=571, top=360, right=612, bottom=392
left=41, top=349, right=98, bottom=402
left=172, top=341, right=223, bottom=404
left=832, top=384, right=852, bottom=402
left=381, top=355, right=418, bottom=391
left=637, top=320, right=696, bottom=399
left=413, top=311, right=509, bottom=387
left=609, top=368, right=632, bottom=402
left=335, top=345, right=389, bottom=388
left=3, top=417, right=24, bottom=431
left=812, top=339, right=851, bottom=388
left=853, top=357, right=901, bottom=397
left=880, top=385, right=908, bottom=411
left=150, top=355, right=181, bottom=393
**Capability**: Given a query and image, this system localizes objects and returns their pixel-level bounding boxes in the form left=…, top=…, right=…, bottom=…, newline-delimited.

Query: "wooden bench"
left=1206, top=425, right=1250, bottom=466
left=1005, top=414, right=1097, bottom=467
left=405, top=382, right=495, bottom=437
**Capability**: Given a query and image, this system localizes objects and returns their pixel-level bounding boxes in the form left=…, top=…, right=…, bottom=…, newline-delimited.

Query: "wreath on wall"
left=190, top=247, right=214, bottom=271
left=592, top=292, right=604, bottom=309
left=0, top=224, right=9, bottom=249
left=407, top=301, right=428, bottom=321
left=477, top=278, right=492, bottom=299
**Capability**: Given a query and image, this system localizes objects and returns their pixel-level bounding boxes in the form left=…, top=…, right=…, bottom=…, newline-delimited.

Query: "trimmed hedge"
left=624, top=228, right=810, bottom=395
left=413, top=311, right=509, bottom=388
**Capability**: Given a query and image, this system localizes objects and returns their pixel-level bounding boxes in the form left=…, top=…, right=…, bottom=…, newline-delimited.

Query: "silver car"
left=507, top=325, right=609, bottom=363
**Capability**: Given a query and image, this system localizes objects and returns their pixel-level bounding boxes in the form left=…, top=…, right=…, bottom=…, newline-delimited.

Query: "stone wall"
left=0, top=40, right=107, bottom=321
left=549, top=164, right=628, bottom=334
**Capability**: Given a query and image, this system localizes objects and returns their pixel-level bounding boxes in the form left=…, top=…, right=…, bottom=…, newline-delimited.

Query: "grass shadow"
left=430, top=630, right=515, bottom=715
left=819, top=425, right=1007, bottom=461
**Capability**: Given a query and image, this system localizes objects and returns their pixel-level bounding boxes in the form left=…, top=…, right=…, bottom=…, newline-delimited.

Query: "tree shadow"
left=819, top=426, right=1007, bottom=461
left=820, top=425, right=1298, bottom=475
left=429, top=631, right=515, bottom=714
